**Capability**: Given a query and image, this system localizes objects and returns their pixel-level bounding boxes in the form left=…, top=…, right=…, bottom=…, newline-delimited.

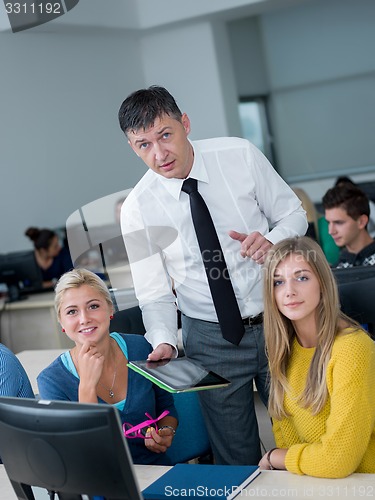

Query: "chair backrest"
left=165, top=391, right=212, bottom=465
left=109, top=306, right=146, bottom=335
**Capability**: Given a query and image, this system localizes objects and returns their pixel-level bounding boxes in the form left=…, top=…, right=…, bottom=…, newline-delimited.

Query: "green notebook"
left=128, top=357, right=230, bottom=393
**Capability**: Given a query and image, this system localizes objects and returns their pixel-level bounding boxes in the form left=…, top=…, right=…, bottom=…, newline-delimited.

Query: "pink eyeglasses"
left=123, top=410, right=170, bottom=439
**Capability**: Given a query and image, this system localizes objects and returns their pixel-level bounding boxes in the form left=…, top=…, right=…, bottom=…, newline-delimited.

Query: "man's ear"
left=358, top=214, right=369, bottom=229
left=181, top=113, right=191, bottom=135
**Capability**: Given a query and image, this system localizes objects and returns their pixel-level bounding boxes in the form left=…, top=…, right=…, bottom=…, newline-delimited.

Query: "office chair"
left=109, top=306, right=146, bottom=335
left=165, top=391, right=213, bottom=465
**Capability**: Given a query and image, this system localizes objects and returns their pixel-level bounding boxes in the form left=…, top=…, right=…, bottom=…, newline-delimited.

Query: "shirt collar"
left=158, top=140, right=209, bottom=201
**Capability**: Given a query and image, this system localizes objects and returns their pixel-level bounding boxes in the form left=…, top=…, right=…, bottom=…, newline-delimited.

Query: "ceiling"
left=0, top=0, right=312, bottom=34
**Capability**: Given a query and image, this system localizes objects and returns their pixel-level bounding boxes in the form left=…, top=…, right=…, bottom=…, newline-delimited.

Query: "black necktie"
left=182, top=178, right=245, bottom=345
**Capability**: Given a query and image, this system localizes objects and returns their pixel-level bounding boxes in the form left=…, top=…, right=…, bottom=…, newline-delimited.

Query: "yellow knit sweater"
left=273, top=328, right=375, bottom=478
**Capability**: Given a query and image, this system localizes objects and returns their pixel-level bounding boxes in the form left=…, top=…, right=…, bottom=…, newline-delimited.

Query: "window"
left=238, top=97, right=276, bottom=166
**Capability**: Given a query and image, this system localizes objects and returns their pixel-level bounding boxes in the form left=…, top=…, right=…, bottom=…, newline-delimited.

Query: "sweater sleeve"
left=272, top=417, right=299, bottom=449
left=285, top=331, right=375, bottom=478
left=121, top=194, right=178, bottom=351
left=37, top=358, right=79, bottom=401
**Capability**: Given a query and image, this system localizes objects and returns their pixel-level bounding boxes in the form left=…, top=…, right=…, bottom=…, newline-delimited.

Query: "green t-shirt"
left=318, top=216, right=340, bottom=265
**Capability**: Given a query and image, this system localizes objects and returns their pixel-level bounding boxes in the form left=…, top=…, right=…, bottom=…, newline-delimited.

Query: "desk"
left=245, top=470, right=375, bottom=498
left=136, top=468, right=375, bottom=499
left=0, top=293, right=74, bottom=353
left=0, top=465, right=374, bottom=499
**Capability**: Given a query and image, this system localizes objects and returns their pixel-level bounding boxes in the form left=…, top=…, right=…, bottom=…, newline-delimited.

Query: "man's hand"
left=229, top=230, right=273, bottom=264
left=147, top=343, right=175, bottom=361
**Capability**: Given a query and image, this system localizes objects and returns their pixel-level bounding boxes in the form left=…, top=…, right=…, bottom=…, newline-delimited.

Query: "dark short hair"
left=25, top=227, right=57, bottom=251
left=118, top=86, right=182, bottom=136
left=334, top=176, right=355, bottom=187
left=322, top=184, right=370, bottom=220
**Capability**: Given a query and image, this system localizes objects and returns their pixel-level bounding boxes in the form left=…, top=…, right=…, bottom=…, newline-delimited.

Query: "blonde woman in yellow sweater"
left=259, top=236, right=375, bottom=478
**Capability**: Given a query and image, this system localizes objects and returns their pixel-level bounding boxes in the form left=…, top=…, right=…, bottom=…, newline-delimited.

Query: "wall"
left=227, top=16, right=269, bottom=97
left=0, top=28, right=146, bottom=253
left=228, top=0, right=375, bottom=201
left=140, top=20, right=241, bottom=140
left=263, top=0, right=375, bottom=182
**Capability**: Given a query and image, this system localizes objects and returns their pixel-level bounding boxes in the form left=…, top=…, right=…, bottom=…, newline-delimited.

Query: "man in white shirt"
left=118, top=86, right=307, bottom=465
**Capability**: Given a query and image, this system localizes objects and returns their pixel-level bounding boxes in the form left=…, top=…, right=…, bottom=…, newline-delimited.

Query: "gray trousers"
left=182, top=314, right=269, bottom=465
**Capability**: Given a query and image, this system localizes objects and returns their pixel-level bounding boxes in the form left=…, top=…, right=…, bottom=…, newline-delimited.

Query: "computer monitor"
left=333, top=266, right=375, bottom=339
left=332, top=265, right=375, bottom=285
left=0, top=397, right=143, bottom=500
left=0, top=251, right=43, bottom=302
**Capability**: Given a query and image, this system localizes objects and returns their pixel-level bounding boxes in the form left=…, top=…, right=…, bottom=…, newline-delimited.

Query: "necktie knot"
left=182, top=177, right=198, bottom=195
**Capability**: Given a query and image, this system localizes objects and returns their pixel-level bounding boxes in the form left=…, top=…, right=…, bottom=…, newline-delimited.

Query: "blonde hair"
left=263, top=236, right=359, bottom=419
left=292, top=187, right=320, bottom=243
left=54, top=268, right=113, bottom=322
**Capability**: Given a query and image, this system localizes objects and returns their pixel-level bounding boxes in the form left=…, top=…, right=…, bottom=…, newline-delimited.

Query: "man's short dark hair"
left=322, top=184, right=370, bottom=220
left=334, top=175, right=355, bottom=187
left=118, top=86, right=182, bottom=136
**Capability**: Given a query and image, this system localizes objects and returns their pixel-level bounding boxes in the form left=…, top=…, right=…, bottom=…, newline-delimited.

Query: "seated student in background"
left=25, top=227, right=73, bottom=288
left=292, top=187, right=340, bottom=266
left=37, top=268, right=178, bottom=465
left=335, top=176, right=375, bottom=238
left=0, top=343, right=34, bottom=398
left=0, top=343, right=34, bottom=463
left=258, top=236, right=375, bottom=478
left=322, top=184, right=375, bottom=267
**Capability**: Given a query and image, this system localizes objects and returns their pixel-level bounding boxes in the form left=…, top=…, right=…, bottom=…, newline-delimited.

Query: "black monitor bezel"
left=333, top=266, right=375, bottom=339
left=332, top=265, right=375, bottom=285
left=0, top=397, right=142, bottom=500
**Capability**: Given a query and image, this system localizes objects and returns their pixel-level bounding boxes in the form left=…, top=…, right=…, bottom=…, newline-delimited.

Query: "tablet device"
left=128, top=357, right=230, bottom=393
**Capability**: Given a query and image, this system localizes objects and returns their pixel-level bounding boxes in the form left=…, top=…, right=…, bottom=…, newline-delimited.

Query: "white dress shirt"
left=121, top=137, right=307, bottom=348
left=368, top=200, right=375, bottom=238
